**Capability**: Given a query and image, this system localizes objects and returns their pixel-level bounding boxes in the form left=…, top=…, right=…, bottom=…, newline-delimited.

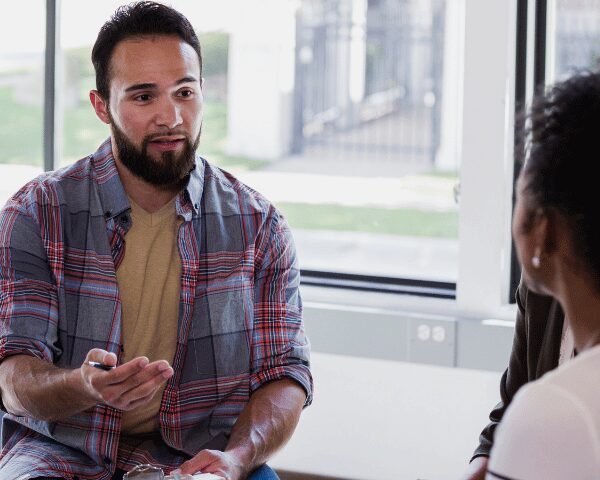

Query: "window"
left=58, top=0, right=119, bottom=168
left=228, top=0, right=462, bottom=285
left=0, top=1, right=46, bottom=203
left=509, top=0, right=600, bottom=301
left=26, top=0, right=524, bottom=313
left=58, top=0, right=461, bottom=289
left=547, top=0, right=600, bottom=81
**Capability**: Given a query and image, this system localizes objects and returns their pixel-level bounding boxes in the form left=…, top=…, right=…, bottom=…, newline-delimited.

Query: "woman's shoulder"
left=488, top=367, right=600, bottom=479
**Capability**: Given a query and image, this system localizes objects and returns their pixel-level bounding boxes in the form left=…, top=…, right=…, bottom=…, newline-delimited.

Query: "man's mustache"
left=144, top=131, right=190, bottom=142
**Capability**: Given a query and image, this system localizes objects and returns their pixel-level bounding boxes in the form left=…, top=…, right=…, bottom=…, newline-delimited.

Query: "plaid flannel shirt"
left=0, top=139, right=312, bottom=479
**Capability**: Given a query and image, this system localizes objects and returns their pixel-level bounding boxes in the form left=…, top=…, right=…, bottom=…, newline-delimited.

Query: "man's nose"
left=155, top=98, right=183, bottom=129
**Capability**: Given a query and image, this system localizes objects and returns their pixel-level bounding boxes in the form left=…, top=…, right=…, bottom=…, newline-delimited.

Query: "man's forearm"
left=0, top=352, right=174, bottom=422
left=0, top=355, right=94, bottom=421
left=226, top=378, right=306, bottom=475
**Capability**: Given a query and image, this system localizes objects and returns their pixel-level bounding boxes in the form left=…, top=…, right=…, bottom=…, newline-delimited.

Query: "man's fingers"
left=116, top=362, right=174, bottom=403
left=111, top=359, right=172, bottom=390
left=83, top=353, right=174, bottom=410
left=100, top=351, right=118, bottom=366
left=85, top=357, right=148, bottom=396
left=174, top=450, right=220, bottom=475
left=103, top=357, right=150, bottom=384
left=111, top=363, right=172, bottom=408
left=85, top=348, right=116, bottom=366
left=84, top=351, right=148, bottom=384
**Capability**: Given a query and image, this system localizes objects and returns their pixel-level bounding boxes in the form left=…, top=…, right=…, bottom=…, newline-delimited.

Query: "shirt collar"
left=183, top=156, right=204, bottom=217
left=91, top=138, right=130, bottom=221
left=91, top=137, right=204, bottom=221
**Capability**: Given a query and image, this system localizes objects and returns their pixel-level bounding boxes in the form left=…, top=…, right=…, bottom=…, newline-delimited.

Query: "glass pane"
left=58, top=1, right=122, bottom=167
left=549, top=0, right=600, bottom=79
left=228, top=0, right=460, bottom=282
left=59, top=0, right=460, bottom=283
left=0, top=1, right=45, bottom=203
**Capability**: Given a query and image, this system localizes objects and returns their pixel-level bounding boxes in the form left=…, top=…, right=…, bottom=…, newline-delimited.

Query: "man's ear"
left=89, top=90, right=110, bottom=125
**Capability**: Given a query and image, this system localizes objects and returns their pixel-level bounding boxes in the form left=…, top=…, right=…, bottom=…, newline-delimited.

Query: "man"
left=461, top=282, right=567, bottom=479
left=0, top=2, right=312, bottom=479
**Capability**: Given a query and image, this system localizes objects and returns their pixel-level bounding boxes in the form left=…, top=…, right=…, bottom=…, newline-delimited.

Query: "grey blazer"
left=472, top=282, right=565, bottom=459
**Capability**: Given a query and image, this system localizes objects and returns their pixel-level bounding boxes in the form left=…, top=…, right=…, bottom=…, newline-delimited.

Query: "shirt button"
left=104, top=457, right=112, bottom=465
left=104, top=211, right=112, bottom=218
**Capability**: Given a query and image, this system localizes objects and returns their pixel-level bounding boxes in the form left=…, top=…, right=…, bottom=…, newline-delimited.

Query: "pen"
left=87, top=361, right=116, bottom=371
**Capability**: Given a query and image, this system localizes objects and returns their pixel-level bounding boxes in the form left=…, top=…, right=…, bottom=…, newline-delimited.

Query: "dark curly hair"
left=91, top=1, right=202, bottom=100
left=521, top=71, right=600, bottom=288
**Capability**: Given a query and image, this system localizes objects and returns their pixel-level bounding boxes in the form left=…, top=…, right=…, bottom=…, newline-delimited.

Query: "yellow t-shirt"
left=116, top=196, right=182, bottom=434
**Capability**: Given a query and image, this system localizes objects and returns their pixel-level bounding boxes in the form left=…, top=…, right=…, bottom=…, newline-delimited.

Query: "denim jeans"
left=247, top=465, right=280, bottom=480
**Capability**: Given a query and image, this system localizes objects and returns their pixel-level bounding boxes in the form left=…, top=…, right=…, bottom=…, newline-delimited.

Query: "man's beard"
left=110, top=115, right=200, bottom=188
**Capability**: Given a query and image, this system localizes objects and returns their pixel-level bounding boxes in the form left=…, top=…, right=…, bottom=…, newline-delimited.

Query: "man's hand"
left=172, top=450, right=242, bottom=480
left=81, top=349, right=174, bottom=411
left=171, top=379, right=305, bottom=480
left=0, top=349, right=174, bottom=422
left=460, top=456, right=488, bottom=480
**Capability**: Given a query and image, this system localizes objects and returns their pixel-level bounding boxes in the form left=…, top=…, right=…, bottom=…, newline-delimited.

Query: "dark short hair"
left=521, top=71, right=600, bottom=287
left=92, top=1, right=202, bottom=99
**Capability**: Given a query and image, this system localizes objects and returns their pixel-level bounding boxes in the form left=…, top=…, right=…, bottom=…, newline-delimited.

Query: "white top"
left=487, top=344, right=600, bottom=480
left=558, top=317, right=575, bottom=365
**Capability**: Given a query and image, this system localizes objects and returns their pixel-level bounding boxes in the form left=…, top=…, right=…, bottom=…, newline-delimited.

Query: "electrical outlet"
left=408, top=317, right=456, bottom=367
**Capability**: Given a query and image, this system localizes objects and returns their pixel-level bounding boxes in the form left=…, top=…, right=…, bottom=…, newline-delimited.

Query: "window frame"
left=508, top=0, right=550, bottom=303
left=44, top=0, right=58, bottom=172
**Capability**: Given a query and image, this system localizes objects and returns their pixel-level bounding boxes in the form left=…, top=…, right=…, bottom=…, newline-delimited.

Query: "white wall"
left=456, top=0, right=517, bottom=316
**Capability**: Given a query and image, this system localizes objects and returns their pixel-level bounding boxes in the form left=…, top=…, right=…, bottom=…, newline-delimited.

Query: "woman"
left=487, top=72, right=600, bottom=479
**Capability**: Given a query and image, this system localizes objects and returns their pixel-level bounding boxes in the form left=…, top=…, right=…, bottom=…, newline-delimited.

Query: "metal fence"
left=293, top=0, right=445, bottom=166
left=554, top=0, right=600, bottom=76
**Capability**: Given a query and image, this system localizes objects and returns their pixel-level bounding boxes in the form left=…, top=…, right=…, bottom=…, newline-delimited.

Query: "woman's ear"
left=530, top=208, right=556, bottom=256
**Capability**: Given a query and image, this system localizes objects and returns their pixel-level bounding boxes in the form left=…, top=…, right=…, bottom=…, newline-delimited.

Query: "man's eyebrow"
left=125, top=83, right=157, bottom=93
left=124, top=77, right=199, bottom=93
left=175, top=76, right=199, bottom=86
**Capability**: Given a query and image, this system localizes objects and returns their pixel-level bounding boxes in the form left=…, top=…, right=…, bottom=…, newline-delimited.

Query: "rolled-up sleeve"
left=0, top=197, right=59, bottom=366
left=250, top=208, right=313, bottom=406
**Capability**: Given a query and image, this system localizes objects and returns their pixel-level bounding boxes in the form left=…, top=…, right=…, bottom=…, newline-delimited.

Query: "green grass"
left=277, top=202, right=458, bottom=238
left=424, top=169, right=459, bottom=179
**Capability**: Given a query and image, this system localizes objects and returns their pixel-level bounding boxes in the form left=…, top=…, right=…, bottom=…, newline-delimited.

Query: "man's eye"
left=135, top=94, right=151, bottom=101
left=178, top=90, right=194, bottom=98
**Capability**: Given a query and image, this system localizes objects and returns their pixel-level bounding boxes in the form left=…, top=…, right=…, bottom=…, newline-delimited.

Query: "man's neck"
left=113, top=156, right=180, bottom=214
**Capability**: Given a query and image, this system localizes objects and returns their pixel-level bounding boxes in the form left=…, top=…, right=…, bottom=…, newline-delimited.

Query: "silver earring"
left=531, top=247, right=541, bottom=269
